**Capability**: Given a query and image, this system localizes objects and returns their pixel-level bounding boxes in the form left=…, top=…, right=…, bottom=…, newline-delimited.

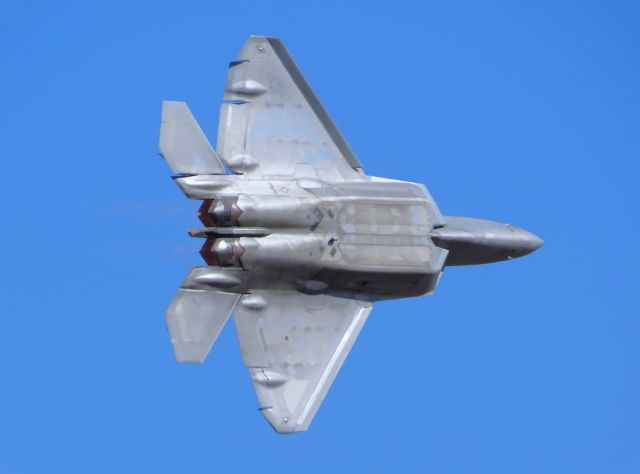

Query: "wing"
left=217, top=36, right=364, bottom=181
left=165, top=286, right=240, bottom=363
left=233, top=290, right=372, bottom=433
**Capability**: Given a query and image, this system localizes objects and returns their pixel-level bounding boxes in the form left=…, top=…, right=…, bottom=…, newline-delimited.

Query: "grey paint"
left=158, top=36, right=543, bottom=434
left=265, top=37, right=362, bottom=170
left=431, top=216, right=544, bottom=265
left=159, top=101, right=226, bottom=175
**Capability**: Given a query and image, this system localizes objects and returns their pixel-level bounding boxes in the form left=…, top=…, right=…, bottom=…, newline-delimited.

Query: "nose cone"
left=431, top=216, right=543, bottom=266
left=511, top=227, right=544, bottom=258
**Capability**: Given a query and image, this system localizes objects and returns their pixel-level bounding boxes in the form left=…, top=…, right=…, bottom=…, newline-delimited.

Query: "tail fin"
left=159, top=101, right=227, bottom=175
left=165, top=287, right=240, bottom=362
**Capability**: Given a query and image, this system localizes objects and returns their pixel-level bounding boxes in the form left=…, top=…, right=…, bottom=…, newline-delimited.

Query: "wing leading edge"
left=234, top=290, right=372, bottom=433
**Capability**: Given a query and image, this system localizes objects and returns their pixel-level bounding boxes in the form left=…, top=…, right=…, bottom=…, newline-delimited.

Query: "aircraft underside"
left=157, top=36, right=542, bottom=433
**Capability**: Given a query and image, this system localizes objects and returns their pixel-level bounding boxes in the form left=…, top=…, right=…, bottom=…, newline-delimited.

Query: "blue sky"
left=1, top=1, right=639, bottom=472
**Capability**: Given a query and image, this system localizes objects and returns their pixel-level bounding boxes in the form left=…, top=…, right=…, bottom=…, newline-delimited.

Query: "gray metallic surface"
left=431, top=216, right=543, bottom=265
left=165, top=289, right=240, bottom=362
left=159, top=101, right=226, bottom=175
left=234, top=291, right=371, bottom=433
left=266, top=37, right=362, bottom=170
left=217, top=36, right=363, bottom=180
left=158, top=35, right=543, bottom=433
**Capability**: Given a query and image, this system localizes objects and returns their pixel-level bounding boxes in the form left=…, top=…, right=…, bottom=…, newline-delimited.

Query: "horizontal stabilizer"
left=159, top=101, right=227, bottom=175
left=165, top=288, right=240, bottom=362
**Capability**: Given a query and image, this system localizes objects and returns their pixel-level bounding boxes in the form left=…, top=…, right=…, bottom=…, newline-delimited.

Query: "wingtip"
left=260, top=407, right=306, bottom=434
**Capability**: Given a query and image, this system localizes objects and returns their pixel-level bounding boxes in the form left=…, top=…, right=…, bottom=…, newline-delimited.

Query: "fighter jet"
left=158, top=36, right=543, bottom=433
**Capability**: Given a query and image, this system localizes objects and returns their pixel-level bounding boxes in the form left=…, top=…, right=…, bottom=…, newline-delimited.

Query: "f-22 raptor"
left=158, top=36, right=543, bottom=433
